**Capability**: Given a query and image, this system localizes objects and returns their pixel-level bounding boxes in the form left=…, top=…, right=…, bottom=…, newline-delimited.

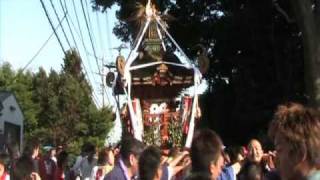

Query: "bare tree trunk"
left=291, top=0, right=320, bottom=107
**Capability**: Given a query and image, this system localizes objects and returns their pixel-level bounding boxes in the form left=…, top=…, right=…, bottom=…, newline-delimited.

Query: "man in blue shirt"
left=104, top=137, right=145, bottom=180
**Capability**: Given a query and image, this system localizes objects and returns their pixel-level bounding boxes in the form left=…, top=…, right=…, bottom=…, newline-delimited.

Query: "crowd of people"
left=1, top=102, right=320, bottom=180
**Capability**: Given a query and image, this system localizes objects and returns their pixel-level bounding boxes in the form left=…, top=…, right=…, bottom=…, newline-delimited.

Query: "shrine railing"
left=143, top=112, right=180, bottom=126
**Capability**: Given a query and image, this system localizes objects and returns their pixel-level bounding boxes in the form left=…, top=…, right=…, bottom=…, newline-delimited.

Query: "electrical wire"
left=59, top=0, right=79, bottom=52
left=81, top=0, right=102, bottom=76
left=41, top=0, right=100, bottom=107
left=105, top=12, right=114, bottom=60
left=69, top=0, right=103, bottom=106
left=80, top=0, right=109, bottom=106
left=40, top=0, right=66, bottom=55
left=49, top=0, right=72, bottom=49
left=21, top=13, right=67, bottom=73
left=59, top=0, right=101, bottom=107
left=95, top=11, right=106, bottom=56
left=84, top=0, right=98, bottom=53
left=71, top=0, right=95, bottom=76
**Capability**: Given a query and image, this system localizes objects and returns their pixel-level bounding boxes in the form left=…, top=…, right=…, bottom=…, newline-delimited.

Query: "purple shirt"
left=104, top=159, right=137, bottom=180
left=160, top=165, right=169, bottom=180
left=218, top=166, right=235, bottom=180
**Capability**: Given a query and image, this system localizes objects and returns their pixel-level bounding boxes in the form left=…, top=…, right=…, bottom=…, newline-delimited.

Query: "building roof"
left=0, top=91, right=12, bottom=103
left=0, top=91, right=24, bottom=120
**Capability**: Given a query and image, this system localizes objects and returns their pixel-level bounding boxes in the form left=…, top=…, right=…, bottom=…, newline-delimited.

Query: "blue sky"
left=0, top=0, right=129, bottom=108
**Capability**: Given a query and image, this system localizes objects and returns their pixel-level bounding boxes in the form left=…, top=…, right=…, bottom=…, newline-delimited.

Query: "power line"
left=95, top=10, right=112, bottom=105
left=80, top=0, right=109, bottom=106
left=68, top=0, right=104, bottom=107
left=59, top=0, right=79, bottom=52
left=105, top=12, right=114, bottom=62
left=81, top=0, right=101, bottom=75
left=49, top=0, right=72, bottom=49
left=61, top=0, right=102, bottom=108
left=59, top=0, right=111, bottom=108
left=71, top=0, right=95, bottom=75
left=86, top=2, right=112, bottom=106
left=41, top=0, right=100, bottom=108
left=69, top=0, right=101, bottom=103
left=64, top=2, right=81, bottom=40
left=59, top=0, right=89, bottom=78
left=92, top=92, right=101, bottom=108
left=85, top=52, right=105, bottom=61
left=9, top=13, right=67, bottom=87
left=104, top=11, right=117, bottom=105
left=40, top=0, right=66, bottom=55
left=21, top=14, right=67, bottom=73
left=59, top=0, right=96, bottom=97
left=60, top=0, right=91, bottom=75
left=105, top=12, right=122, bottom=107
left=95, top=11, right=106, bottom=56
left=84, top=0, right=98, bottom=54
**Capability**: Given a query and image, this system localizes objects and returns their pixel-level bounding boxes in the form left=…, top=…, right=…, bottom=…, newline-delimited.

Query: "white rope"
left=121, top=17, right=152, bottom=142
left=173, top=51, right=192, bottom=66
left=185, top=94, right=198, bottom=148
left=185, top=67, right=202, bottom=148
left=123, top=87, right=143, bottom=141
left=134, top=98, right=144, bottom=138
left=155, top=16, right=193, bottom=67
left=124, top=18, right=151, bottom=103
left=124, top=18, right=151, bottom=80
left=129, top=61, right=191, bottom=71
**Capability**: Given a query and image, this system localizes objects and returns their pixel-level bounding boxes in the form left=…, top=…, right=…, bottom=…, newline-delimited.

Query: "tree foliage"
left=0, top=63, right=40, bottom=139
left=0, top=49, right=113, bottom=155
left=290, top=0, right=320, bottom=106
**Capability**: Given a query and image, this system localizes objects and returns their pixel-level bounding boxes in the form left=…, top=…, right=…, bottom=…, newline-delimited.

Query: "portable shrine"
left=107, top=0, right=207, bottom=149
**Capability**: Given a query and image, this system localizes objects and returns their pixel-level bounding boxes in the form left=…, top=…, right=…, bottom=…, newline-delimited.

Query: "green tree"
left=57, top=50, right=113, bottom=154
left=32, top=68, right=49, bottom=141
left=290, top=0, right=320, bottom=106
left=0, top=63, right=40, bottom=140
left=1, top=56, right=114, bottom=153
left=0, top=63, right=15, bottom=87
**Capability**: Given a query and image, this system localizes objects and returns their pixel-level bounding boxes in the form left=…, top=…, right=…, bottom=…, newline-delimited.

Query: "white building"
left=0, top=91, right=24, bottom=153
